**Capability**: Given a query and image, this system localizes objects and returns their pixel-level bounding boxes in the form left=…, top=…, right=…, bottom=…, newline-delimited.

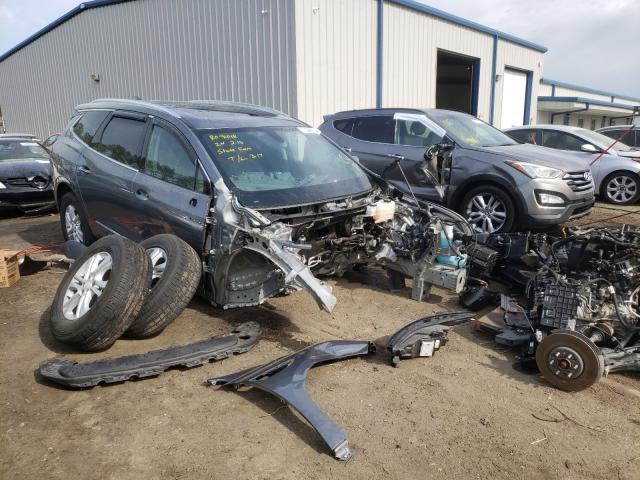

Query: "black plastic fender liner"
left=39, top=322, right=261, bottom=388
left=386, top=311, right=475, bottom=366
left=207, top=341, right=375, bottom=461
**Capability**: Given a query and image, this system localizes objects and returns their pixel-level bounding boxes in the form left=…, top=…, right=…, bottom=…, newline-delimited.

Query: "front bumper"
left=518, top=178, right=595, bottom=227
left=0, top=188, right=56, bottom=211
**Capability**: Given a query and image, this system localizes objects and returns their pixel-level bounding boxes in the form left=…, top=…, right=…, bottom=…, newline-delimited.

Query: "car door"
left=76, top=111, right=147, bottom=238
left=129, top=119, right=210, bottom=251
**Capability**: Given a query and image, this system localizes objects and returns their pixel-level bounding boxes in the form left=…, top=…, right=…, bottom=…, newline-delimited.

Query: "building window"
left=563, top=114, right=570, bottom=126
left=601, top=117, right=606, bottom=128
left=590, top=119, right=596, bottom=130
left=577, top=118, right=584, bottom=128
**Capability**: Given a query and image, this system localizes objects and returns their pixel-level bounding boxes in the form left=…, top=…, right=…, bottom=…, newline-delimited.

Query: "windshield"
left=576, top=128, right=633, bottom=152
left=426, top=110, right=517, bottom=148
left=0, top=140, right=49, bottom=161
left=200, top=126, right=372, bottom=207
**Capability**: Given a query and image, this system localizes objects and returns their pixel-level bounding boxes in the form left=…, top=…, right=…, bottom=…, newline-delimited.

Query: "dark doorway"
left=436, top=51, right=479, bottom=115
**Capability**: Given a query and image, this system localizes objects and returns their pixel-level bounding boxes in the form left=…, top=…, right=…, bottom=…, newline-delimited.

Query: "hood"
left=481, top=143, right=590, bottom=172
left=616, top=150, right=640, bottom=159
left=0, top=158, right=52, bottom=181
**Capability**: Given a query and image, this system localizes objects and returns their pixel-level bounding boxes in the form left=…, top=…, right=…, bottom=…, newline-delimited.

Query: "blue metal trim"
left=376, top=0, right=384, bottom=109
left=523, top=71, right=533, bottom=125
left=551, top=84, right=556, bottom=97
left=388, top=0, right=547, bottom=52
left=0, top=0, right=135, bottom=63
left=489, top=35, right=497, bottom=125
left=471, top=58, right=480, bottom=117
left=541, top=78, right=640, bottom=103
left=538, top=96, right=637, bottom=111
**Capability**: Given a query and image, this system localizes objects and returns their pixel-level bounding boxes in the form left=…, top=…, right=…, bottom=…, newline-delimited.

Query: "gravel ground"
left=1, top=204, right=639, bottom=480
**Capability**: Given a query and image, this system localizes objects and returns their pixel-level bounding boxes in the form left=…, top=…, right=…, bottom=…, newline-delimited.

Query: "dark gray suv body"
left=319, top=108, right=595, bottom=233
left=51, top=99, right=471, bottom=312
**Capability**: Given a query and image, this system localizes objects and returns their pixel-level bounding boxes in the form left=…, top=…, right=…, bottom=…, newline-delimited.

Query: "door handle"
left=78, top=166, right=91, bottom=174
left=189, top=197, right=198, bottom=207
left=342, top=147, right=352, bottom=153
left=387, top=153, right=405, bottom=160
left=136, top=189, right=149, bottom=200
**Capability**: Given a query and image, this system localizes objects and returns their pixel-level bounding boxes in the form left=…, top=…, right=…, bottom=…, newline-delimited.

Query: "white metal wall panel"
left=494, top=39, right=544, bottom=126
left=0, top=0, right=297, bottom=138
left=381, top=2, right=494, bottom=122
left=294, top=0, right=378, bottom=127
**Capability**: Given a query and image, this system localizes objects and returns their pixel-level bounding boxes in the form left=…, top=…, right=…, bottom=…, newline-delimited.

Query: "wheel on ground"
left=50, top=235, right=151, bottom=351
left=59, top=192, right=95, bottom=245
left=460, top=185, right=515, bottom=233
left=125, top=234, right=202, bottom=339
left=535, top=330, right=604, bottom=392
left=602, top=171, right=640, bottom=205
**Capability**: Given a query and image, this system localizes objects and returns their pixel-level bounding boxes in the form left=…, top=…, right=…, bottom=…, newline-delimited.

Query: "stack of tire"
left=50, top=234, right=202, bottom=351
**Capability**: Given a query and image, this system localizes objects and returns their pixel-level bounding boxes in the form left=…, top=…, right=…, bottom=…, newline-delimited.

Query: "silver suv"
left=319, top=108, right=595, bottom=233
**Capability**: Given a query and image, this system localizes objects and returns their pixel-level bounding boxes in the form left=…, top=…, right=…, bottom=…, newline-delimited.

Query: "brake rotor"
left=535, top=330, right=604, bottom=392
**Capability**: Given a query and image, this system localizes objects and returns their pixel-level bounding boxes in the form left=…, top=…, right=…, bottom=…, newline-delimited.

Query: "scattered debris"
left=386, top=311, right=474, bottom=366
left=39, top=322, right=261, bottom=388
left=530, top=431, right=548, bottom=445
left=207, top=341, right=375, bottom=461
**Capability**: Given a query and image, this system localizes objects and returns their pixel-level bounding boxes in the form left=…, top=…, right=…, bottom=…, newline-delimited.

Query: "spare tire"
left=126, top=234, right=202, bottom=339
left=50, top=235, right=151, bottom=351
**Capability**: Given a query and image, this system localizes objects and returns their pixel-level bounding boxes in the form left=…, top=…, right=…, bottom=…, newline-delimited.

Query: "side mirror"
left=424, top=142, right=454, bottom=161
left=580, top=143, right=599, bottom=153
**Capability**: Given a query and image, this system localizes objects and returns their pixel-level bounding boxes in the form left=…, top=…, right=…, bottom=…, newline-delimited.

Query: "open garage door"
left=436, top=51, right=479, bottom=115
left=500, top=68, right=529, bottom=129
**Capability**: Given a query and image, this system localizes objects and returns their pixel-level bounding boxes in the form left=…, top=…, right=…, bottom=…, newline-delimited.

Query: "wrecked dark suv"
left=50, top=99, right=471, bottom=312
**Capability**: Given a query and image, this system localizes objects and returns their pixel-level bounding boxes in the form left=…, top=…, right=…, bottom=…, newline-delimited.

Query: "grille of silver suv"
left=563, top=171, right=593, bottom=192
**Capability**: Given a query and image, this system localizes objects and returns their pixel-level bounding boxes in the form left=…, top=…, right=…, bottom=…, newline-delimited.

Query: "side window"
left=144, top=124, right=205, bottom=192
left=333, top=118, right=354, bottom=135
left=394, top=120, right=443, bottom=147
left=73, top=110, right=109, bottom=146
left=507, top=129, right=539, bottom=145
left=94, top=116, right=146, bottom=168
left=600, top=129, right=621, bottom=140
left=351, top=115, right=394, bottom=143
left=541, top=131, right=584, bottom=151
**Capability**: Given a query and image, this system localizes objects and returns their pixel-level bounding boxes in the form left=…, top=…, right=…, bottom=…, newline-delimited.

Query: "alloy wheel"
left=465, top=193, right=507, bottom=233
left=62, top=252, right=112, bottom=320
left=147, top=247, right=168, bottom=287
left=606, top=175, right=637, bottom=203
left=64, top=205, right=84, bottom=243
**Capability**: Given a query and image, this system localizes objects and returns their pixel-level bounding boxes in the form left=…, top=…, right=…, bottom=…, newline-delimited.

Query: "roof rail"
left=158, top=100, right=286, bottom=117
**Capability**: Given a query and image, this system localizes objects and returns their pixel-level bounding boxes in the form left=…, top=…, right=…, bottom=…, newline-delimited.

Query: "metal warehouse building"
left=1, top=0, right=549, bottom=137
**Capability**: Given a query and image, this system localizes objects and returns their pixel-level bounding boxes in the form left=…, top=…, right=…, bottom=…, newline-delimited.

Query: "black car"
left=51, top=99, right=471, bottom=312
left=0, top=137, right=55, bottom=212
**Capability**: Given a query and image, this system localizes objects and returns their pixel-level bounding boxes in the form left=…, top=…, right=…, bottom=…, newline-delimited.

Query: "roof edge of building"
left=541, top=78, right=640, bottom=104
left=388, top=0, right=548, bottom=52
left=0, top=0, right=135, bottom=63
left=538, top=95, right=637, bottom=111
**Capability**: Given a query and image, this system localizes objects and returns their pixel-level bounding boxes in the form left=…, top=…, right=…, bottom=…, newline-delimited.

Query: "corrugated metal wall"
left=381, top=2, right=494, bottom=122
left=0, top=0, right=297, bottom=138
left=294, top=0, right=378, bottom=127
left=494, top=39, right=543, bottom=125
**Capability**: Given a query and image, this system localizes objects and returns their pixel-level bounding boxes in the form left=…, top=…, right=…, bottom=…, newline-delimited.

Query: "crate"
left=0, top=250, right=21, bottom=288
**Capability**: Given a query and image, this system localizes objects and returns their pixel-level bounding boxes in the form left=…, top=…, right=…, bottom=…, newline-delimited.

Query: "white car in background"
left=506, top=125, right=640, bottom=205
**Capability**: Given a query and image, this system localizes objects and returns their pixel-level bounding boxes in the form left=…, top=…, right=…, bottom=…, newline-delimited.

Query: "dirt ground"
left=1, top=205, right=639, bottom=480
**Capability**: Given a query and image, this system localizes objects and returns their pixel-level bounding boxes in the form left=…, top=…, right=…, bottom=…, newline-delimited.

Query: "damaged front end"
left=203, top=180, right=469, bottom=312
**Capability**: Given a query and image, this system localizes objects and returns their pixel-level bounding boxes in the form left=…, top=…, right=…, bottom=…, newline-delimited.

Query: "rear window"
left=0, top=140, right=50, bottom=161
left=73, top=110, right=109, bottom=146
left=94, top=116, right=146, bottom=168
left=333, top=118, right=354, bottom=135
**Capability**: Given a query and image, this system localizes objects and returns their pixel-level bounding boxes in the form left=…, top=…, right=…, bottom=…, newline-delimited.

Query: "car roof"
left=0, top=133, right=38, bottom=138
left=505, top=125, right=587, bottom=134
left=597, top=125, right=639, bottom=131
left=74, top=99, right=305, bottom=130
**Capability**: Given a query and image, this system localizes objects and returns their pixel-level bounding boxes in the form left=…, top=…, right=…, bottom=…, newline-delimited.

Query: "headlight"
left=507, top=161, right=563, bottom=179
left=0, top=181, right=6, bottom=189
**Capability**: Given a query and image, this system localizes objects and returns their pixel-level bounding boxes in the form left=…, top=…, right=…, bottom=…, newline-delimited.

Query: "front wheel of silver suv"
left=460, top=185, right=515, bottom=233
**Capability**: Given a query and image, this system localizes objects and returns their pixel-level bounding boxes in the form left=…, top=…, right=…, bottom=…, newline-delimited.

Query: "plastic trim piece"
left=207, top=341, right=375, bottom=461
left=387, top=311, right=474, bottom=366
left=39, top=322, right=261, bottom=388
